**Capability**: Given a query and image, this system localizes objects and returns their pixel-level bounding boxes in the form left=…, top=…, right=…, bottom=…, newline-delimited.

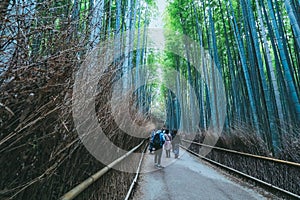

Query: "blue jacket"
left=158, top=131, right=165, bottom=145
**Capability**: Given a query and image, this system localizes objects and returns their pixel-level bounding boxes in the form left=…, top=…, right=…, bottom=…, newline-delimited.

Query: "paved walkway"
left=132, top=148, right=275, bottom=200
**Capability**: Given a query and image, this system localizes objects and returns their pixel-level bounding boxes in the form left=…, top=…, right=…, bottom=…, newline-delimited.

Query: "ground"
left=131, top=148, right=279, bottom=200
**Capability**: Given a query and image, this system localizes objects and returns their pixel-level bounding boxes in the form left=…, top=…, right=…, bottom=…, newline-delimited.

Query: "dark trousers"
left=172, top=142, right=175, bottom=152
left=149, top=142, right=153, bottom=152
left=154, top=148, right=163, bottom=165
left=174, top=143, right=179, bottom=157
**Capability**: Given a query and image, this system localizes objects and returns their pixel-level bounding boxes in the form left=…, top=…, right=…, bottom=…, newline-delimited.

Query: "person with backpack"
left=152, top=129, right=165, bottom=168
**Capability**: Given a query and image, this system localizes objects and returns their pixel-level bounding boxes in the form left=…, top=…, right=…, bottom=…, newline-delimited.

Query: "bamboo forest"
left=0, top=0, right=300, bottom=199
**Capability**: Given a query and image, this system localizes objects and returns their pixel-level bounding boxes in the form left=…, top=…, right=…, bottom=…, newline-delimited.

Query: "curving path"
left=132, top=148, right=277, bottom=200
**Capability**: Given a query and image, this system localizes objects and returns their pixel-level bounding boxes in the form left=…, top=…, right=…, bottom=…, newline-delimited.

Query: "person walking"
left=172, top=130, right=181, bottom=158
left=152, top=129, right=165, bottom=168
left=164, top=129, right=172, bottom=158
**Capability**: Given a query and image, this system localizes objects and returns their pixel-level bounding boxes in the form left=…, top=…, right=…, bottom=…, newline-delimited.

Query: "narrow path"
left=132, top=149, right=273, bottom=200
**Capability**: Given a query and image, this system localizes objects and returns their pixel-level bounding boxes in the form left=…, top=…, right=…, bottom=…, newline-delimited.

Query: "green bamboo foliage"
left=284, top=0, right=300, bottom=48
left=3, top=0, right=300, bottom=154
left=163, top=0, right=300, bottom=152
left=227, top=0, right=261, bottom=136
left=267, top=0, right=300, bottom=122
left=243, top=0, right=279, bottom=151
left=255, top=0, right=285, bottom=149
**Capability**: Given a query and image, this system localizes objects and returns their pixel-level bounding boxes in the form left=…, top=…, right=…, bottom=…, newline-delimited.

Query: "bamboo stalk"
left=60, top=139, right=146, bottom=200
left=124, top=145, right=147, bottom=200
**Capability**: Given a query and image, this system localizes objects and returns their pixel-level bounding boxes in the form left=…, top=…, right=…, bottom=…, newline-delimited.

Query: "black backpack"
left=152, top=132, right=162, bottom=149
